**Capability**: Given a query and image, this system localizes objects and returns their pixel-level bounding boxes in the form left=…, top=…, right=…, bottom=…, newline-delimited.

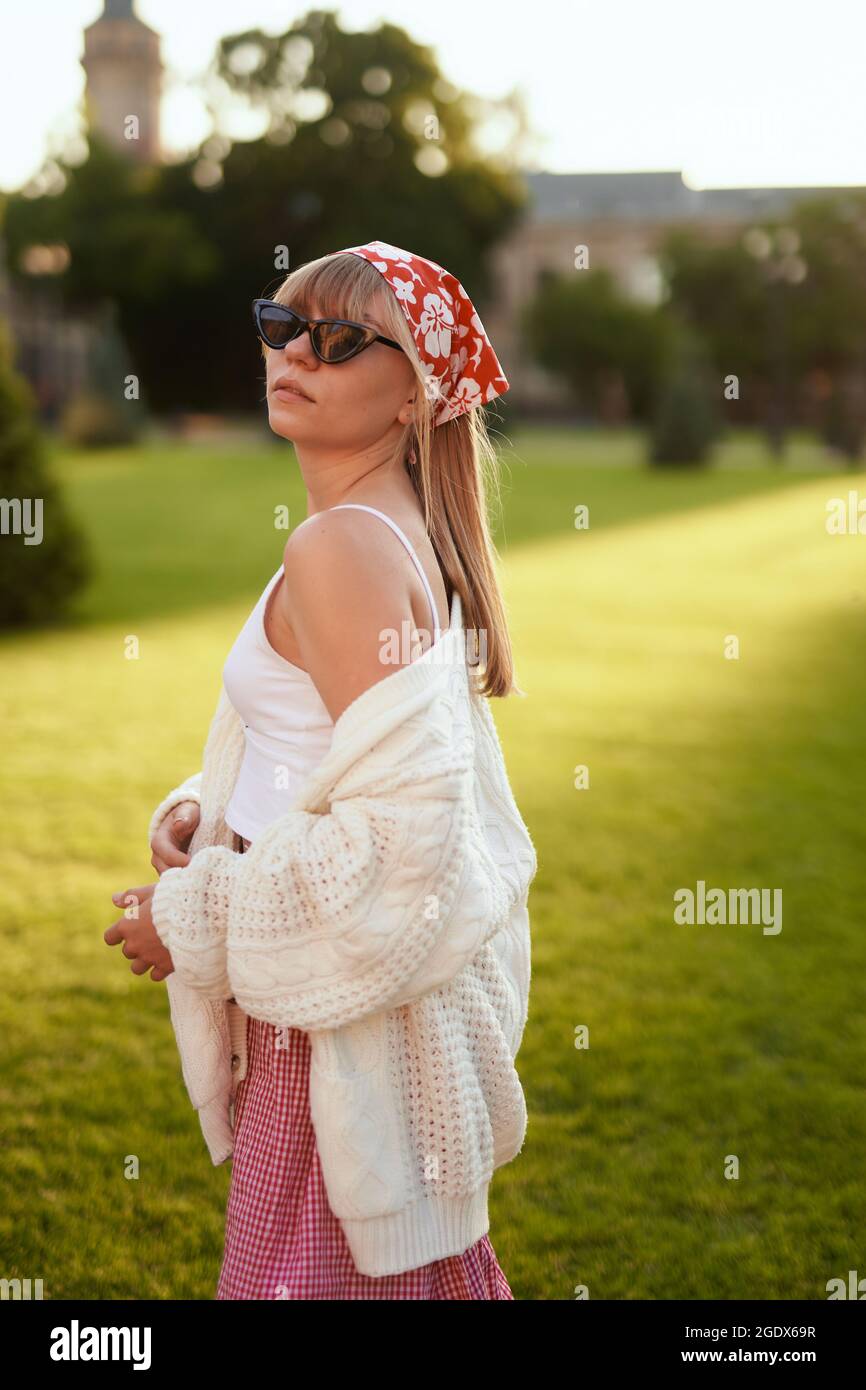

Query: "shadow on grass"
left=12, top=434, right=858, bottom=636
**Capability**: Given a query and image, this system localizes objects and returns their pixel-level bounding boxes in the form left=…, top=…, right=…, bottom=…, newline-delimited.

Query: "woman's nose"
left=280, top=330, right=316, bottom=363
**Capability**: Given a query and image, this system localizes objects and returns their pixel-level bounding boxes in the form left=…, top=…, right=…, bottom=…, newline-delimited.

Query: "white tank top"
left=222, top=504, right=443, bottom=845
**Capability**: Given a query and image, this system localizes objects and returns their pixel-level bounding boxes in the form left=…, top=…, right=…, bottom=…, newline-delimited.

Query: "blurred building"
left=487, top=171, right=865, bottom=414
left=2, top=3, right=861, bottom=426
left=0, top=236, right=94, bottom=425
left=81, top=0, right=163, bottom=163
left=1, top=1, right=163, bottom=423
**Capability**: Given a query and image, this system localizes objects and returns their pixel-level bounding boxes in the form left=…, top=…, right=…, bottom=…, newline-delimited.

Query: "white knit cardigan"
left=148, top=588, right=537, bottom=1277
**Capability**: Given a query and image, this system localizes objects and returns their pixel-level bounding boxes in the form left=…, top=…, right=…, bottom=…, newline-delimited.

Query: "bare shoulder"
left=281, top=510, right=417, bottom=724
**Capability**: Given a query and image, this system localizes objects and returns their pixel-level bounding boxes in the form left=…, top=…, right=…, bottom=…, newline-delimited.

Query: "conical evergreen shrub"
left=649, top=326, right=722, bottom=467
left=0, top=314, right=92, bottom=626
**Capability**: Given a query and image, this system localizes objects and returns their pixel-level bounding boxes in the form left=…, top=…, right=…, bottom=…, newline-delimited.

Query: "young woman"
left=108, top=240, right=533, bottom=1300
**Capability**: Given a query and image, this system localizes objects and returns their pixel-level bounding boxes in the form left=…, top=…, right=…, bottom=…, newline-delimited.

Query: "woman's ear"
left=397, top=391, right=418, bottom=428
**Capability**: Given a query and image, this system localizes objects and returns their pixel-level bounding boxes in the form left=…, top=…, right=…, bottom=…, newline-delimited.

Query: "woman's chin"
left=267, top=417, right=296, bottom=441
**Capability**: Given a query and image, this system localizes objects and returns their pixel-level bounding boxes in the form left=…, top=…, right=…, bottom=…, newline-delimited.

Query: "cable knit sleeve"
left=150, top=706, right=512, bottom=1031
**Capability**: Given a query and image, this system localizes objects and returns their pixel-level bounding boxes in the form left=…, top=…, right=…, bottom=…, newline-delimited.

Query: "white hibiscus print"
left=446, top=376, right=483, bottom=415
left=448, top=345, right=469, bottom=381
left=365, top=241, right=415, bottom=267
left=364, top=244, right=423, bottom=286
left=419, top=292, right=455, bottom=360
left=468, top=334, right=486, bottom=371
left=388, top=274, right=417, bottom=307
left=420, top=363, right=444, bottom=404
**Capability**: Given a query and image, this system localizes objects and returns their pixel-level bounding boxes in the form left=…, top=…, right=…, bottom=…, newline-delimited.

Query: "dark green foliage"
left=658, top=195, right=866, bottom=435
left=820, top=373, right=866, bottom=465
left=3, top=11, right=527, bottom=414
left=61, top=303, right=148, bottom=448
left=0, top=316, right=92, bottom=626
left=648, top=327, right=722, bottom=467
left=522, top=268, right=673, bottom=422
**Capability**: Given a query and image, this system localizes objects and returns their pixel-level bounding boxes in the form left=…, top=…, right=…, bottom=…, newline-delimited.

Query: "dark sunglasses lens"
left=257, top=304, right=301, bottom=347
left=313, top=322, right=368, bottom=362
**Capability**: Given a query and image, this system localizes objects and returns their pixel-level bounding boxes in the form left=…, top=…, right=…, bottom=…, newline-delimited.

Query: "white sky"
left=1, top=0, right=865, bottom=193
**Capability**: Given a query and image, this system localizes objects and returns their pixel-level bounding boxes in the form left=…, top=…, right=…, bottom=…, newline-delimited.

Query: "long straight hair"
left=261, top=251, right=522, bottom=699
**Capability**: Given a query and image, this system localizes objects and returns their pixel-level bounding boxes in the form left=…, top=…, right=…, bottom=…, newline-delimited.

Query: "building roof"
left=95, top=0, right=142, bottom=22
left=522, top=170, right=865, bottom=223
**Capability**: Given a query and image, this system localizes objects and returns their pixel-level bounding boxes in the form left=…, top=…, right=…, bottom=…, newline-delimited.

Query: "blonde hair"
left=260, top=250, right=522, bottom=699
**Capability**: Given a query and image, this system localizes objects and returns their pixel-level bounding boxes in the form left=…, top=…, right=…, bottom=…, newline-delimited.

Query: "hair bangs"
left=273, top=254, right=387, bottom=329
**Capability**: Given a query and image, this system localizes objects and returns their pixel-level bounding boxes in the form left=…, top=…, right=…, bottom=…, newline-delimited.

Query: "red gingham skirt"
left=215, top=834, right=514, bottom=1301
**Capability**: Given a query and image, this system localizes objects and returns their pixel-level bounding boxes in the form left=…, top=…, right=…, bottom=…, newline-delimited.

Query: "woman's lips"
left=273, top=385, right=313, bottom=403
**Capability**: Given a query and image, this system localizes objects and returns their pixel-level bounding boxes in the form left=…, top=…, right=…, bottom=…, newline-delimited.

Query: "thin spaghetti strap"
left=329, top=503, right=441, bottom=640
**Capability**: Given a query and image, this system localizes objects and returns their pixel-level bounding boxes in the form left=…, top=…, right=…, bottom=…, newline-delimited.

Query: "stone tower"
left=81, top=0, right=162, bottom=162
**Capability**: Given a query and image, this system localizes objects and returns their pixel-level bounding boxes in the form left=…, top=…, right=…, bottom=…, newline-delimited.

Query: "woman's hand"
left=151, top=800, right=200, bottom=875
left=105, top=883, right=175, bottom=981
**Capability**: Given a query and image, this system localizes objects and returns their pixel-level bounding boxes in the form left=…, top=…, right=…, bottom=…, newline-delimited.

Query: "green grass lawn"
left=1, top=425, right=864, bottom=1299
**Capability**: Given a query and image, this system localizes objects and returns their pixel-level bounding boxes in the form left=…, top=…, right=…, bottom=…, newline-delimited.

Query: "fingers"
left=150, top=840, right=191, bottom=871
left=130, top=957, right=169, bottom=978
left=106, top=932, right=171, bottom=977
left=168, top=802, right=200, bottom=847
left=111, top=886, right=154, bottom=911
left=111, top=933, right=170, bottom=976
left=149, top=802, right=198, bottom=873
left=105, top=886, right=172, bottom=980
left=105, top=888, right=152, bottom=944
left=169, top=807, right=198, bottom=845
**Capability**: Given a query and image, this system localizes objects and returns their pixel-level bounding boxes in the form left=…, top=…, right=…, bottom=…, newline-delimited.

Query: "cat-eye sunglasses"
left=252, top=299, right=405, bottom=365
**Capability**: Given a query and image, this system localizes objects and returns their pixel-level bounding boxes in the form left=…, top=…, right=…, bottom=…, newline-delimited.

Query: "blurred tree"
left=60, top=301, right=148, bottom=447
left=786, top=195, right=866, bottom=370
left=3, top=135, right=220, bottom=418
left=820, top=368, right=866, bottom=465
left=647, top=322, right=722, bottom=467
left=4, top=9, right=527, bottom=414
left=521, top=267, right=674, bottom=421
left=657, top=230, right=769, bottom=406
left=658, top=193, right=866, bottom=454
left=0, top=315, right=92, bottom=627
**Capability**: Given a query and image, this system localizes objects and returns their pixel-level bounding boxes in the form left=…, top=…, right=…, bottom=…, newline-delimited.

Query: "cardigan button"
left=231, top=1053, right=240, bottom=1070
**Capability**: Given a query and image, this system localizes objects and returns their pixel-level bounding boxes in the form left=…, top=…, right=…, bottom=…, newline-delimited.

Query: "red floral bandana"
left=330, top=240, right=510, bottom=426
